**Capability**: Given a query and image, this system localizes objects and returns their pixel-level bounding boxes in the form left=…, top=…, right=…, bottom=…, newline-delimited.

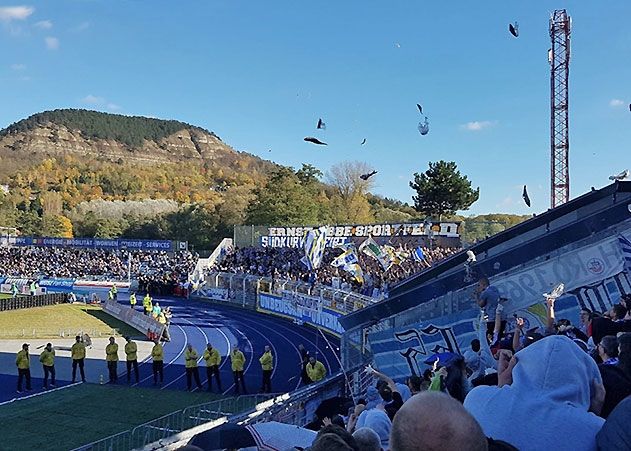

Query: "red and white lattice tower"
left=549, top=10, right=571, bottom=208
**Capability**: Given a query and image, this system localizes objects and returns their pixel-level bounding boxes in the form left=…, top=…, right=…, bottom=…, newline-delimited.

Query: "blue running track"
left=0, top=294, right=340, bottom=403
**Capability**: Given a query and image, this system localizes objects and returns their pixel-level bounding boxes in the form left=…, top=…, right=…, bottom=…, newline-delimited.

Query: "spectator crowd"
left=0, top=247, right=197, bottom=294
left=213, top=244, right=460, bottom=296
left=194, top=287, right=631, bottom=451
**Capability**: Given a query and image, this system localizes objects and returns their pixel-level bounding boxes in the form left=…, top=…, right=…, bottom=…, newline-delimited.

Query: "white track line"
left=231, top=316, right=303, bottom=391
left=221, top=328, right=254, bottom=396
left=162, top=319, right=207, bottom=390
left=133, top=324, right=188, bottom=386
left=0, top=381, right=83, bottom=406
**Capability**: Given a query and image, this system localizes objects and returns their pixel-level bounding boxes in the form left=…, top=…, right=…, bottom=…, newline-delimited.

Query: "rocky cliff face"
left=0, top=123, right=235, bottom=164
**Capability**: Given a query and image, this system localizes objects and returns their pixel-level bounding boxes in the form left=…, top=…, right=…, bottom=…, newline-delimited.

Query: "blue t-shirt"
left=481, top=285, right=500, bottom=320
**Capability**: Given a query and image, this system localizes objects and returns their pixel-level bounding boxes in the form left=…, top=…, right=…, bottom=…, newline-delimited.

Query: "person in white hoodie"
left=464, top=335, right=605, bottom=451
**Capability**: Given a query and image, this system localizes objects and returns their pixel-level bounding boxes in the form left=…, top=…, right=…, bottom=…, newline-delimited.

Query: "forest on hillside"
left=0, top=155, right=530, bottom=250
left=0, top=109, right=215, bottom=148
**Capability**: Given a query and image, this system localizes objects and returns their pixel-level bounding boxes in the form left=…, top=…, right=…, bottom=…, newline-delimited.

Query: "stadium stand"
left=213, top=245, right=460, bottom=297
left=141, top=182, right=631, bottom=451
left=0, top=248, right=196, bottom=294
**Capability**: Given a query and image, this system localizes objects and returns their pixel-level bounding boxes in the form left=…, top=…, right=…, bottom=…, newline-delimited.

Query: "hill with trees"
left=0, top=110, right=529, bottom=250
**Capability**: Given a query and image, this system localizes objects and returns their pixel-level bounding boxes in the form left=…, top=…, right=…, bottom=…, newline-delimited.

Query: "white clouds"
left=82, top=94, right=104, bottom=105
left=609, top=99, right=625, bottom=107
left=45, top=36, right=59, bottom=50
left=72, top=21, right=90, bottom=32
left=10, top=63, right=26, bottom=70
left=34, top=19, right=52, bottom=29
left=460, top=120, right=496, bottom=132
left=0, top=6, right=34, bottom=21
left=82, top=95, right=121, bottom=111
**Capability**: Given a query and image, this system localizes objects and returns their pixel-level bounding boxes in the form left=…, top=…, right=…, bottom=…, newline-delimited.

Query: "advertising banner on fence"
left=8, top=236, right=182, bottom=251
left=102, top=300, right=165, bottom=338
left=197, top=286, right=229, bottom=300
left=367, top=235, right=631, bottom=381
left=257, top=292, right=344, bottom=336
left=38, top=278, right=76, bottom=293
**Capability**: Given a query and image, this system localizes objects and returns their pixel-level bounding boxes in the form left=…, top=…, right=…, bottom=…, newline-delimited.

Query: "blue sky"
left=1, top=1, right=630, bottom=216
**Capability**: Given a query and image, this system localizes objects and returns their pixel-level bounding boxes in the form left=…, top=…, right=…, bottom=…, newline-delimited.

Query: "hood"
left=396, top=382, right=412, bottom=402
left=510, top=335, right=601, bottom=409
left=364, top=386, right=381, bottom=410
left=362, top=409, right=391, bottom=448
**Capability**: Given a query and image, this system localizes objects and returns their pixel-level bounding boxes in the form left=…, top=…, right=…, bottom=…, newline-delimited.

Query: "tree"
left=410, top=161, right=479, bottom=219
left=326, top=161, right=375, bottom=223
left=246, top=167, right=322, bottom=225
left=41, top=215, right=73, bottom=238
left=296, top=163, right=322, bottom=185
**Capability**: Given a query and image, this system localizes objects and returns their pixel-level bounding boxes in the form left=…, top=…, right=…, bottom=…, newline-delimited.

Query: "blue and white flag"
left=331, top=248, right=359, bottom=268
left=619, top=234, right=631, bottom=273
left=301, top=226, right=329, bottom=270
left=412, top=246, right=425, bottom=263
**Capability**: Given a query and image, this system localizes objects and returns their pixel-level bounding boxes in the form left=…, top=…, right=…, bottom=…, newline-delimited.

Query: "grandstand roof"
left=340, top=181, right=631, bottom=331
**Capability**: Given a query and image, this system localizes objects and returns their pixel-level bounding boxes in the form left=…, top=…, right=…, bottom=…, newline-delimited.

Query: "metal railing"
left=0, top=327, right=126, bottom=339
left=0, top=293, right=68, bottom=311
left=144, top=374, right=356, bottom=450
left=197, top=272, right=378, bottom=314
left=72, top=394, right=271, bottom=451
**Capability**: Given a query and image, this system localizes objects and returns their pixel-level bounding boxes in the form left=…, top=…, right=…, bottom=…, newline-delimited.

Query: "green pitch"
left=0, top=384, right=240, bottom=450
left=0, top=303, right=139, bottom=339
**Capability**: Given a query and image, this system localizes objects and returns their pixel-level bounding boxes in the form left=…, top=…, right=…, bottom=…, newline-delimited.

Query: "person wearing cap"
left=230, top=344, right=247, bottom=395
left=105, top=337, right=119, bottom=383
left=39, top=343, right=56, bottom=389
left=125, top=337, right=139, bottom=383
left=184, top=344, right=202, bottom=391
left=151, top=339, right=164, bottom=385
left=16, top=343, right=31, bottom=393
left=202, top=343, right=222, bottom=392
left=71, top=335, right=86, bottom=383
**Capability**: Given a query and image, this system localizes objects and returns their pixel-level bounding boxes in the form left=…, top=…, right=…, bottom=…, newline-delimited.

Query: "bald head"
left=390, top=392, right=487, bottom=451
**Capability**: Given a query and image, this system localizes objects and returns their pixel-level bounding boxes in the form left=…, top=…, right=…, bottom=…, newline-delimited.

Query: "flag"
left=301, top=226, right=329, bottom=270
left=383, top=245, right=402, bottom=266
left=412, top=246, right=425, bottom=263
left=333, top=241, right=356, bottom=252
left=331, top=248, right=359, bottom=268
left=344, top=263, right=364, bottom=284
left=359, top=236, right=393, bottom=271
left=619, top=234, right=631, bottom=273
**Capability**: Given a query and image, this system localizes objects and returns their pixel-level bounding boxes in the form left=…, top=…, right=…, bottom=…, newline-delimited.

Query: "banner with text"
left=8, top=236, right=186, bottom=252
left=257, top=292, right=344, bottom=336
left=255, top=222, right=461, bottom=249
left=367, top=236, right=631, bottom=380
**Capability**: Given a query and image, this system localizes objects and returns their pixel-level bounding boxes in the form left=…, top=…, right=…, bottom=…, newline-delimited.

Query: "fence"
left=198, top=272, right=377, bottom=314
left=152, top=364, right=377, bottom=450
left=0, top=293, right=68, bottom=312
left=72, top=394, right=271, bottom=451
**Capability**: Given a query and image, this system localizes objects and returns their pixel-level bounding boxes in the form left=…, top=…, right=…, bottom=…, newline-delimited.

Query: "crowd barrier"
left=143, top=364, right=376, bottom=450
left=72, top=395, right=271, bottom=451
left=102, top=300, right=165, bottom=339
left=0, top=293, right=68, bottom=312
left=196, top=272, right=376, bottom=314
